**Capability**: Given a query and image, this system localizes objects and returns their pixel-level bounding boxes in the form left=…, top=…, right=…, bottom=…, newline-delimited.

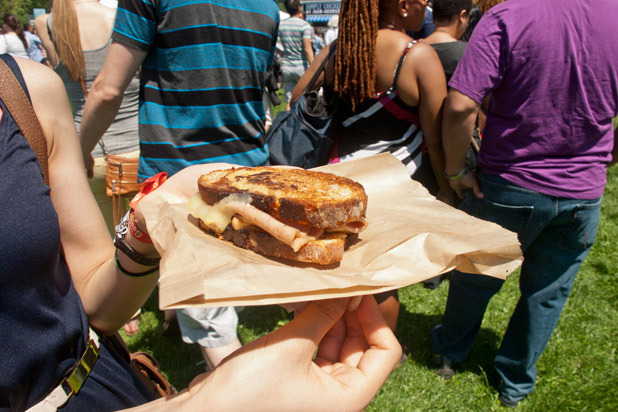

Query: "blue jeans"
left=431, top=171, right=601, bottom=402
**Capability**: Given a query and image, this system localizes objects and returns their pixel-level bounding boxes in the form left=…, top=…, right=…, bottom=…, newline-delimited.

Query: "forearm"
left=34, top=14, right=58, bottom=66
left=417, top=87, right=452, bottom=197
left=80, top=233, right=159, bottom=335
left=79, top=42, right=146, bottom=160
left=420, top=108, right=450, bottom=193
left=82, top=196, right=165, bottom=334
left=442, top=90, right=480, bottom=175
left=303, top=39, right=315, bottom=64
left=292, top=44, right=332, bottom=103
left=425, top=141, right=451, bottom=194
left=79, top=81, right=124, bottom=159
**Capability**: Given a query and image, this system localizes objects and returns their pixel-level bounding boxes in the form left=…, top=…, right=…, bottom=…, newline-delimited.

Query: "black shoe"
left=423, top=276, right=441, bottom=289
left=433, top=354, right=455, bottom=379
left=498, top=395, right=519, bottom=408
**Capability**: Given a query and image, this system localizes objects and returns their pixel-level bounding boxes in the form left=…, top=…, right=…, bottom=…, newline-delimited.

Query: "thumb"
left=470, top=176, right=484, bottom=199
left=282, top=298, right=350, bottom=348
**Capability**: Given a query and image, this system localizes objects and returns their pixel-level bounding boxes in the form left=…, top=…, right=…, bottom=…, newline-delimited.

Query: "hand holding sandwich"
left=179, top=296, right=401, bottom=412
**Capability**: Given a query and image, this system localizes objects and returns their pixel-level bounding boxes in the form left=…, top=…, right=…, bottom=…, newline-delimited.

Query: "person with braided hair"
left=293, top=0, right=451, bottom=200
left=0, top=14, right=30, bottom=59
left=292, top=0, right=453, bottom=333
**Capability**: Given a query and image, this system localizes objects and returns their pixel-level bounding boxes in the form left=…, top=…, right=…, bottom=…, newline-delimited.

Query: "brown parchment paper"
left=139, top=153, right=522, bottom=309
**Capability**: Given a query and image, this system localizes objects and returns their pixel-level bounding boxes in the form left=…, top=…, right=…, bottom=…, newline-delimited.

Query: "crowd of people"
left=0, top=13, right=47, bottom=63
left=1, top=0, right=617, bottom=410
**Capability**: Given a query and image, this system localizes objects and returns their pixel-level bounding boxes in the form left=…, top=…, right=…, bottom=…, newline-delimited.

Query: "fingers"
left=471, top=180, right=484, bottom=199
left=450, top=173, right=484, bottom=200
left=354, top=296, right=402, bottom=383
left=284, top=298, right=350, bottom=355
left=338, top=302, right=368, bottom=368
left=449, top=180, right=464, bottom=199
left=462, top=173, right=484, bottom=199
left=314, top=317, right=346, bottom=367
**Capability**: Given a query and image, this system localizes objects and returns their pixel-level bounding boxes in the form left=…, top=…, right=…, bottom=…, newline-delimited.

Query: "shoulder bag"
left=266, top=43, right=337, bottom=169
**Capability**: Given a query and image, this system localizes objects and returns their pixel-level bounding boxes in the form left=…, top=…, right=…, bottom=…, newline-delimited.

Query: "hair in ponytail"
left=51, top=0, right=85, bottom=81
left=3, top=14, right=28, bottom=51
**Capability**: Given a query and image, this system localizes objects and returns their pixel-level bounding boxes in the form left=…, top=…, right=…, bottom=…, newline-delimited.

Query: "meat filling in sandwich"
left=187, top=167, right=368, bottom=265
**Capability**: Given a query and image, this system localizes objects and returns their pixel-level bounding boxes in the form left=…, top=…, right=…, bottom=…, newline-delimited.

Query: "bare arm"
left=405, top=44, right=454, bottom=205
left=291, top=43, right=333, bottom=104
left=303, top=37, right=315, bottom=65
left=20, top=57, right=157, bottom=335
left=79, top=42, right=146, bottom=168
left=442, top=88, right=483, bottom=198
left=34, top=14, right=59, bottom=67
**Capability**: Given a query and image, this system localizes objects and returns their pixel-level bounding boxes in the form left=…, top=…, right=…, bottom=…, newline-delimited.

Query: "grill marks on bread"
left=193, top=167, right=367, bottom=265
left=198, top=167, right=367, bottom=228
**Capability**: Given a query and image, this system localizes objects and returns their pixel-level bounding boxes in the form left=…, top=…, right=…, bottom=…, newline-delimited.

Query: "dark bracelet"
left=115, top=250, right=159, bottom=278
left=114, top=211, right=161, bottom=266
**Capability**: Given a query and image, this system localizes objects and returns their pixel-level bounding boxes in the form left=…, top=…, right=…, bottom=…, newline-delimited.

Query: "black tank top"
left=0, top=54, right=152, bottom=411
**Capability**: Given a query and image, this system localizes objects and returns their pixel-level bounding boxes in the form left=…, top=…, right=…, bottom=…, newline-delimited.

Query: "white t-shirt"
left=324, top=28, right=338, bottom=46
left=0, top=33, right=30, bottom=59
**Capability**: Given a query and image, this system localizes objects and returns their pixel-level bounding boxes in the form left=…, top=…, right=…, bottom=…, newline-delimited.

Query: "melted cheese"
left=189, top=192, right=364, bottom=252
left=231, top=216, right=256, bottom=230
left=188, top=193, right=252, bottom=234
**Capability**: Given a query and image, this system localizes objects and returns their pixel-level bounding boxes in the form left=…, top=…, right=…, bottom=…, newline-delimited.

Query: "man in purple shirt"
left=431, top=0, right=618, bottom=407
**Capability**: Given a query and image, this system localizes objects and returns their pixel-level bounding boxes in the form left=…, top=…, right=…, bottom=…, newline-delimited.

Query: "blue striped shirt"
left=113, top=0, right=279, bottom=178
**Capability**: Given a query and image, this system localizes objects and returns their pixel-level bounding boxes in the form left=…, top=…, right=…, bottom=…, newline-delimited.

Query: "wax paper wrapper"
left=139, top=153, right=522, bottom=309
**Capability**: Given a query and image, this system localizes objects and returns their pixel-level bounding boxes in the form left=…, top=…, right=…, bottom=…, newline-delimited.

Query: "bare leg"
left=200, top=338, right=242, bottom=369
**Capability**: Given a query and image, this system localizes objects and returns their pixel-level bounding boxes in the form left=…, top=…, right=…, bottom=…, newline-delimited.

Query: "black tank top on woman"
left=0, top=54, right=152, bottom=411
left=328, top=42, right=425, bottom=177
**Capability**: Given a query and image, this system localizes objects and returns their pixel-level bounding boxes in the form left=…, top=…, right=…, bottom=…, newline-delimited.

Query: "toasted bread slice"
left=198, top=167, right=367, bottom=228
left=199, top=220, right=347, bottom=265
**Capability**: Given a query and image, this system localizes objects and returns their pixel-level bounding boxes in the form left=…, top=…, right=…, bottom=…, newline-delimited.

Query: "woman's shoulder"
left=377, top=29, right=414, bottom=51
left=15, top=58, right=66, bottom=121
left=16, top=55, right=61, bottom=85
left=34, top=13, right=50, bottom=34
left=88, top=3, right=117, bottom=22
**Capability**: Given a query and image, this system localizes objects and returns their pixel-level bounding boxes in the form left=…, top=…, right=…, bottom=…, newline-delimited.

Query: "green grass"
left=124, top=154, right=618, bottom=411
left=272, top=88, right=287, bottom=119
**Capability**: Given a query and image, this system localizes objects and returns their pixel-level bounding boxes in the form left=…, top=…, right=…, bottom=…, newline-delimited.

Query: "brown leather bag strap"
left=0, top=58, right=50, bottom=186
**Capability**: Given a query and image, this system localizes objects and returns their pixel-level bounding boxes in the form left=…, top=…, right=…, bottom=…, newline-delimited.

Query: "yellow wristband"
left=444, top=168, right=468, bottom=181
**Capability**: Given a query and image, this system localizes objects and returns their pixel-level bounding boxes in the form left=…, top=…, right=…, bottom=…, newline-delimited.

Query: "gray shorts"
left=176, top=306, right=239, bottom=348
left=281, top=64, right=306, bottom=103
